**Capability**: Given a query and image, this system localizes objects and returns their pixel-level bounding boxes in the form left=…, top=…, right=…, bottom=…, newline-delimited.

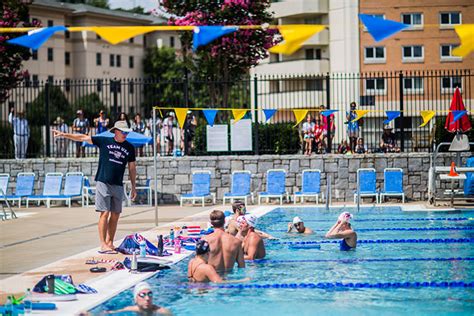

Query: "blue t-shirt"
left=92, top=136, right=136, bottom=186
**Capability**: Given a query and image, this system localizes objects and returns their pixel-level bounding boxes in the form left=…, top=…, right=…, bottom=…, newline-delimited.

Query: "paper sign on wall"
left=231, top=119, right=252, bottom=151
left=206, top=124, right=228, bottom=152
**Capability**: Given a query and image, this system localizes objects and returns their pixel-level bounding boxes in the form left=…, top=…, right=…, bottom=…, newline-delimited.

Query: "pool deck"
left=0, top=201, right=472, bottom=314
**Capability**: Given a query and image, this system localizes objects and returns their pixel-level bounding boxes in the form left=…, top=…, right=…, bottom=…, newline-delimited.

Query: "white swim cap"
left=338, top=212, right=353, bottom=222
left=134, top=281, right=152, bottom=301
left=293, top=216, right=303, bottom=224
left=237, top=215, right=257, bottom=228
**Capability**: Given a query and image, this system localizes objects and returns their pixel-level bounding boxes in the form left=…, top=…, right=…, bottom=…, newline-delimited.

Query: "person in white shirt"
left=8, top=107, right=30, bottom=159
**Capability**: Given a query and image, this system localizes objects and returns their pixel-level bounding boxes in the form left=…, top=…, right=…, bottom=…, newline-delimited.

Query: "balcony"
left=272, top=0, right=328, bottom=18
left=303, top=29, right=329, bottom=46
left=254, top=59, right=330, bottom=75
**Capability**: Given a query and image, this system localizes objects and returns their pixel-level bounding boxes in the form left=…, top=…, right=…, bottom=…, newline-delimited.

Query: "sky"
left=108, top=0, right=157, bottom=11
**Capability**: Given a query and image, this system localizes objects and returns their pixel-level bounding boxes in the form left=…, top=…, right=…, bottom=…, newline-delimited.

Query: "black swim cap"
left=196, top=240, right=210, bottom=255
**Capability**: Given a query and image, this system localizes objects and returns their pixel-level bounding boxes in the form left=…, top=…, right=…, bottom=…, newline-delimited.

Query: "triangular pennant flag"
left=174, top=108, right=188, bottom=129
left=7, top=26, right=67, bottom=50
left=269, top=25, right=325, bottom=55
left=232, top=109, right=247, bottom=123
left=202, top=109, right=218, bottom=127
left=321, top=110, right=338, bottom=117
left=450, top=110, right=467, bottom=124
left=262, top=109, right=277, bottom=122
left=452, top=24, right=474, bottom=57
left=383, top=111, right=401, bottom=124
left=293, top=109, right=308, bottom=127
left=193, top=26, right=239, bottom=51
left=419, top=110, right=436, bottom=127
left=351, top=110, right=369, bottom=122
left=91, top=26, right=158, bottom=45
left=359, top=14, right=409, bottom=42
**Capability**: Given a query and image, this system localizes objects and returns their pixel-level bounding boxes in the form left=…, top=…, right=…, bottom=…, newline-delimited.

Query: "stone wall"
left=0, top=153, right=470, bottom=203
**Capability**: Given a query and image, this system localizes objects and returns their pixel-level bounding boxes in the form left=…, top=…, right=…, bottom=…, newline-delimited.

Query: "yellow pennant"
left=351, top=110, right=369, bottom=122
left=91, top=26, right=158, bottom=45
left=419, top=111, right=436, bottom=127
left=293, top=109, right=308, bottom=127
left=452, top=24, right=474, bottom=57
left=232, top=109, right=247, bottom=123
left=174, top=108, right=188, bottom=129
left=269, top=25, right=325, bottom=55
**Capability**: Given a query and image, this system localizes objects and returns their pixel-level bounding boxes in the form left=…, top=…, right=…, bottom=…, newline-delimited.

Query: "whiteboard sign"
left=206, top=125, right=228, bottom=152
left=231, top=119, right=252, bottom=151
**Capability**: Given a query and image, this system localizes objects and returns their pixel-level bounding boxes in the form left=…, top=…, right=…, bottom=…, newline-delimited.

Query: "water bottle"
left=157, top=235, right=164, bottom=257
left=46, top=274, right=55, bottom=294
left=182, top=225, right=188, bottom=237
left=131, top=250, right=138, bottom=273
left=139, top=240, right=147, bottom=258
left=24, top=288, right=32, bottom=314
left=174, top=238, right=181, bottom=254
left=169, top=228, right=175, bottom=242
left=4, top=296, right=13, bottom=316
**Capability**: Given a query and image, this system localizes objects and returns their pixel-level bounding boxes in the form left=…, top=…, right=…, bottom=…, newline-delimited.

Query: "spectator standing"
left=182, top=110, right=197, bottom=156
left=94, top=110, right=109, bottom=135
left=163, top=112, right=175, bottom=156
left=72, top=109, right=90, bottom=158
left=132, top=113, right=146, bottom=157
left=302, top=114, right=314, bottom=155
left=380, top=124, right=400, bottom=153
left=8, top=107, right=29, bottom=159
left=54, top=116, right=68, bottom=157
left=147, top=110, right=162, bottom=156
left=118, top=112, right=131, bottom=128
left=323, top=114, right=335, bottom=152
left=346, top=102, right=361, bottom=152
left=313, top=116, right=324, bottom=152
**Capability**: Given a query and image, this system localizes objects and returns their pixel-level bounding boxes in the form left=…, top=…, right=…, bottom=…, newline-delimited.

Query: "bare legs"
left=98, top=211, right=121, bottom=251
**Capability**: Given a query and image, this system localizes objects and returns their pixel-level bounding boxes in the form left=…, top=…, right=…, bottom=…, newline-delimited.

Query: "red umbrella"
left=445, top=87, right=472, bottom=133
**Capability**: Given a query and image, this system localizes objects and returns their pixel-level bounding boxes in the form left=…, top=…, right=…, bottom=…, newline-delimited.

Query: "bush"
left=434, top=116, right=474, bottom=150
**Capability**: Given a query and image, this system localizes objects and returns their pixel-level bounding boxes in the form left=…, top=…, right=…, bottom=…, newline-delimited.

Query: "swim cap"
left=293, top=216, right=303, bottom=224
left=338, top=212, right=353, bottom=223
left=134, top=282, right=152, bottom=300
left=237, top=215, right=257, bottom=228
left=196, top=240, right=210, bottom=255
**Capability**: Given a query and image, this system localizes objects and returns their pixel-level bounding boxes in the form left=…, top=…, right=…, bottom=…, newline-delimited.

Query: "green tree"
left=28, top=85, right=71, bottom=126
left=72, top=92, right=105, bottom=122
left=114, top=6, right=146, bottom=14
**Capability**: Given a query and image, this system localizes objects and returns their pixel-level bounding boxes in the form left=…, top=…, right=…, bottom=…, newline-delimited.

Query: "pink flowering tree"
left=0, top=1, right=39, bottom=103
left=161, top=0, right=279, bottom=107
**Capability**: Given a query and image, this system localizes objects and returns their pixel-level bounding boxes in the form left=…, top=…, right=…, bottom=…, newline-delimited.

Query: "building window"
left=129, top=81, right=134, bottom=94
left=47, top=75, right=54, bottom=83
left=65, top=52, right=70, bottom=65
left=129, top=37, right=134, bottom=43
left=96, top=53, right=102, bottom=66
left=440, top=44, right=462, bottom=61
left=305, top=48, right=321, bottom=60
left=47, top=48, right=54, bottom=61
left=47, top=20, right=54, bottom=27
left=116, top=55, right=121, bottom=67
left=364, top=46, right=385, bottom=63
left=110, top=54, right=115, bottom=67
left=24, top=74, right=31, bottom=87
left=440, top=12, right=461, bottom=27
left=365, top=78, right=386, bottom=95
left=97, top=79, right=103, bottom=92
left=32, top=50, right=38, bottom=60
left=269, top=80, right=280, bottom=93
left=441, top=76, right=462, bottom=92
left=402, top=45, right=423, bottom=62
left=96, top=34, right=102, bottom=40
left=65, top=25, right=70, bottom=39
left=170, top=36, right=175, bottom=48
left=304, top=16, right=323, bottom=24
left=305, top=79, right=323, bottom=91
left=65, top=79, right=71, bottom=92
left=269, top=53, right=281, bottom=63
left=129, top=56, right=134, bottom=69
left=32, top=75, right=39, bottom=88
left=401, top=13, right=423, bottom=29
left=403, top=77, right=424, bottom=93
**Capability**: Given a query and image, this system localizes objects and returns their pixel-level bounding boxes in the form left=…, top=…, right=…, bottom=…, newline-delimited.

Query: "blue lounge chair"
left=26, top=173, right=63, bottom=208
left=5, top=172, right=35, bottom=208
left=354, top=168, right=379, bottom=204
left=380, top=168, right=405, bottom=203
left=294, top=169, right=323, bottom=204
left=133, top=179, right=153, bottom=206
left=180, top=170, right=215, bottom=207
left=223, top=170, right=253, bottom=205
left=0, top=174, right=10, bottom=197
left=82, top=177, right=96, bottom=207
left=48, top=172, right=84, bottom=208
left=258, top=169, right=288, bottom=205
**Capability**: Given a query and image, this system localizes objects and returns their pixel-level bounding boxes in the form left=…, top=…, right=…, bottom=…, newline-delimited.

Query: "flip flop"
left=98, top=250, right=118, bottom=255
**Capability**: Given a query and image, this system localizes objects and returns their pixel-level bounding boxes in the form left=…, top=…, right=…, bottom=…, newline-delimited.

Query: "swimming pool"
left=91, top=207, right=474, bottom=315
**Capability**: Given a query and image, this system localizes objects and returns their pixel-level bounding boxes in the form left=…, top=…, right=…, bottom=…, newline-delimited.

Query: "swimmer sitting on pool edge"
left=325, top=212, right=357, bottom=251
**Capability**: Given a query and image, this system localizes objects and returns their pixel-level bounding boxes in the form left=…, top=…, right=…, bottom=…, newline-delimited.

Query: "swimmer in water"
left=325, top=212, right=357, bottom=251
left=287, top=216, right=313, bottom=234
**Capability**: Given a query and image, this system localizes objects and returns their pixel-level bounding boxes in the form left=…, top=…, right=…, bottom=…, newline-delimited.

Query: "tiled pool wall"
left=0, top=153, right=470, bottom=203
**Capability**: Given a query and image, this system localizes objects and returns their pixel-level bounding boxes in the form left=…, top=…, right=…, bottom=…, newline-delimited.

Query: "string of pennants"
left=154, top=107, right=471, bottom=129
left=1, top=16, right=473, bottom=57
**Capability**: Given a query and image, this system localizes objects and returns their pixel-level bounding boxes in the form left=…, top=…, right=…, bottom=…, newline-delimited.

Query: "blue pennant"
left=262, top=109, right=277, bottom=121
left=359, top=14, right=409, bottom=42
left=203, top=109, right=218, bottom=127
left=384, top=111, right=401, bottom=124
left=451, top=110, right=467, bottom=124
left=7, top=26, right=68, bottom=50
left=321, top=110, right=338, bottom=117
left=193, top=26, right=238, bottom=51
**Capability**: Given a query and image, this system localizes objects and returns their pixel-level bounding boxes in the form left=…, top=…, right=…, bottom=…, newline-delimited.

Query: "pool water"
left=91, top=207, right=474, bottom=315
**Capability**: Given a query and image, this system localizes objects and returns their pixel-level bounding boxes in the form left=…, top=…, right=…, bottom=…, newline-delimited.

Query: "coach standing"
left=53, top=120, right=137, bottom=254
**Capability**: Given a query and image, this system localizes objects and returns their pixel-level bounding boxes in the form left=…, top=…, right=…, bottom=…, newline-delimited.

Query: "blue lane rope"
left=163, top=281, right=474, bottom=290
left=269, top=238, right=474, bottom=245
left=269, top=217, right=469, bottom=223
left=251, top=257, right=474, bottom=264
left=267, top=226, right=474, bottom=233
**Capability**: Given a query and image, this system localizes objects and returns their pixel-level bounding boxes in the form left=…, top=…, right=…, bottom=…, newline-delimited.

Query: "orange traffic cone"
left=449, top=162, right=459, bottom=177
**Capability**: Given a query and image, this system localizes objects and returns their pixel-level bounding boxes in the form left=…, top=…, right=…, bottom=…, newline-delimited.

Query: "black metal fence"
left=1, top=69, right=472, bottom=159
